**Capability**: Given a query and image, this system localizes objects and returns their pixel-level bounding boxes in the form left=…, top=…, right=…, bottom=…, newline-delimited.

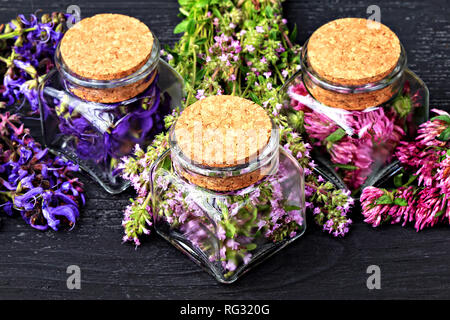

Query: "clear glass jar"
left=151, top=121, right=306, bottom=283
left=281, top=38, right=429, bottom=193
left=38, top=35, right=184, bottom=194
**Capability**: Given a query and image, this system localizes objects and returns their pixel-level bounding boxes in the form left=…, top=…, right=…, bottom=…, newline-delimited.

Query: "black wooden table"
left=0, top=0, right=449, bottom=300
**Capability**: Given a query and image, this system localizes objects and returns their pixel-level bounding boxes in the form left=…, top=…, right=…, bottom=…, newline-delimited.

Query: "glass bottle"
left=281, top=18, right=429, bottom=193
left=152, top=115, right=306, bottom=283
left=38, top=34, right=183, bottom=194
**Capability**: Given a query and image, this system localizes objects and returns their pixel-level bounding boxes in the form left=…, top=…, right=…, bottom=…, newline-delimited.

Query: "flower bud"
left=14, top=35, right=23, bottom=47
left=41, top=14, right=51, bottom=24
left=51, top=12, right=59, bottom=24
left=11, top=18, right=22, bottom=31
left=55, top=23, right=64, bottom=33
left=4, top=23, right=12, bottom=33
left=393, top=95, right=412, bottom=118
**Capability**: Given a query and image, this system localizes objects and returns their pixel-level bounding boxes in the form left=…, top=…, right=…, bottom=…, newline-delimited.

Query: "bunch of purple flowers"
left=52, top=76, right=170, bottom=172
left=360, top=109, right=450, bottom=231
left=0, top=111, right=85, bottom=230
left=1, top=13, right=67, bottom=116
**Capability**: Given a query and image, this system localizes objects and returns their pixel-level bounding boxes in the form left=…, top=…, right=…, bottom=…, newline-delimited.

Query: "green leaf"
left=265, top=6, right=274, bottom=18
left=394, top=198, right=408, bottom=207
left=173, top=20, right=189, bottom=34
left=269, top=30, right=277, bottom=40
left=431, top=115, right=450, bottom=124
left=248, top=92, right=261, bottom=105
left=435, top=209, right=445, bottom=218
left=334, top=163, right=358, bottom=171
left=394, top=173, right=404, bottom=188
left=246, top=243, right=257, bottom=251
left=187, top=19, right=196, bottom=35
left=437, top=127, right=450, bottom=141
left=326, top=128, right=346, bottom=143
left=284, top=205, right=301, bottom=212
left=375, top=194, right=393, bottom=205
left=224, top=221, right=236, bottom=238
left=196, top=68, right=206, bottom=81
left=404, top=174, right=418, bottom=187
left=251, top=207, right=258, bottom=222
left=178, top=0, right=192, bottom=6
left=195, top=37, right=207, bottom=45
left=218, top=201, right=229, bottom=219
left=290, top=24, right=298, bottom=42
left=194, top=0, right=210, bottom=8
left=160, top=155, right=172, bottom=171
left=211, top=7, right=222, bottom=19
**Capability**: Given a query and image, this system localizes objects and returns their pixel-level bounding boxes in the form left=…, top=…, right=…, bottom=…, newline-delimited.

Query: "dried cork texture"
left=307, top=18, right=401, bottom=86
left=69, top=71, right=157, bottom=103
left=60, top=13, right=154, bottom=81
left=175, top=95, right=272, bottom=168
left=305, top=18, right=402, bottom=110
left=304, top=75, right=401, bottom=111
left=174, top=95, right=273, bottom=192
left=175, top=163, right=270, bottom=193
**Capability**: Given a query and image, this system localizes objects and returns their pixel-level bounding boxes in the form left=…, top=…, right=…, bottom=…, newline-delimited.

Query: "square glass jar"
left=281, top=40, right=429, bottom=194
left=151, top=122, right=306, bottom=283
left=38, top=35, right=184, bottom=194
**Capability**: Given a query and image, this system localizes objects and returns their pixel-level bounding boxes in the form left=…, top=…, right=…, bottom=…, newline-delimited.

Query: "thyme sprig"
left=121, top=0, right=354, bottom=245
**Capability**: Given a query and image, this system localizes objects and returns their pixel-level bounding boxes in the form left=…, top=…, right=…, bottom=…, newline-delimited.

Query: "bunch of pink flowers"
left=360, top=109, right=450, bottom=231
left=289, top=82, right=404, bottom=190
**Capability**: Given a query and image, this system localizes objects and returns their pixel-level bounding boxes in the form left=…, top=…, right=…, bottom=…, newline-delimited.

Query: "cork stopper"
left=307, top=18, right=401, bottom=86
left=173, top=95, right=274, bottom=192
left=175, top=95, right=272, bottom=168
left=60, top=14, right=154, bottom=81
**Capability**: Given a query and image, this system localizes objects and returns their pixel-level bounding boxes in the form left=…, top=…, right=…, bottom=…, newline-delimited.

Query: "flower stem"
left=0, top=26, right=37, bottom=39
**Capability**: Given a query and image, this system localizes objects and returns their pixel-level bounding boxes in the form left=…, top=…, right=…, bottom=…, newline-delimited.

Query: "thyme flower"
left=123, top=0, right=354, bottom=245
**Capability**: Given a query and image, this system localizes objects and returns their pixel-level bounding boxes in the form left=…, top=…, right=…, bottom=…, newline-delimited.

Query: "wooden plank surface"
left=0, top=0, right=449, bottom=299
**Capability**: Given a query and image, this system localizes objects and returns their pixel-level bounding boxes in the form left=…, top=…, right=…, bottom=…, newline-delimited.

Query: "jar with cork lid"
left=282, top=18, right=429, bottom=192
left=151, top=95, right=306, bottom=283
left=38, top=14, right=183, bottom=194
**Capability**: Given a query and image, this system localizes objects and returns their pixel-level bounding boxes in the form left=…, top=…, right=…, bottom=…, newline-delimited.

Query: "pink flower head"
left=225, top=260, right=237, bottom=272
left=195, top=89, right=206, bottom=100
left=246, top=44, right=255, bottom=53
